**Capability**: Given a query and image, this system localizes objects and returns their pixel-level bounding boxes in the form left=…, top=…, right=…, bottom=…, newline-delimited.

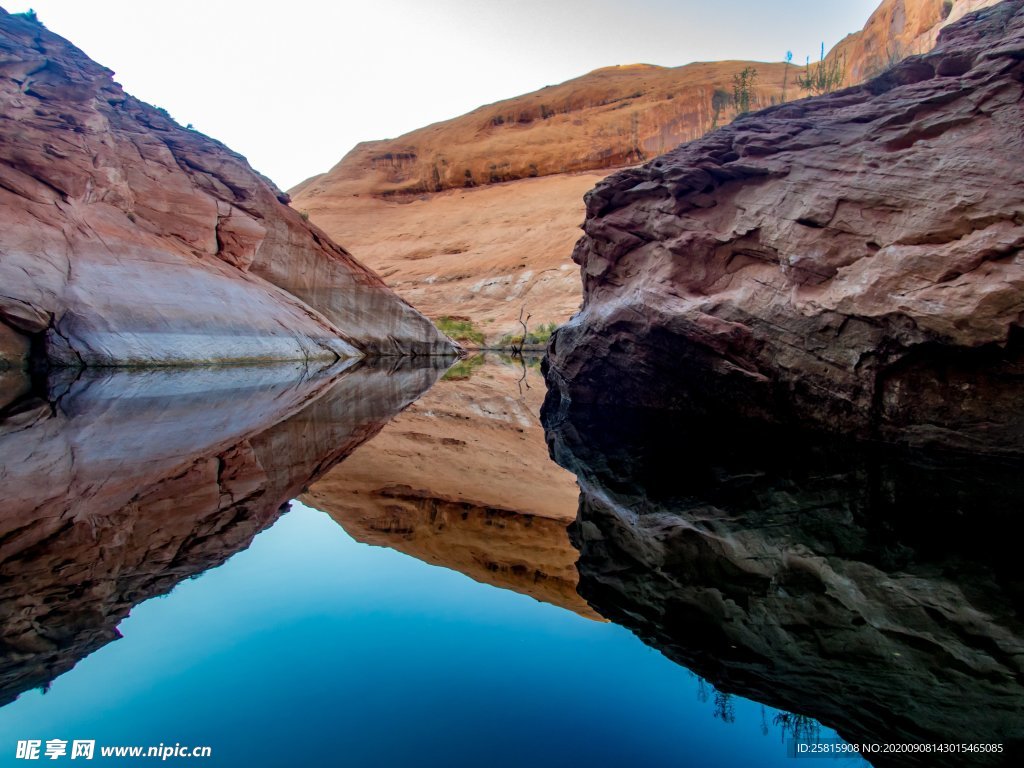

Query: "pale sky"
left=7, top=0, right=881, bottom=190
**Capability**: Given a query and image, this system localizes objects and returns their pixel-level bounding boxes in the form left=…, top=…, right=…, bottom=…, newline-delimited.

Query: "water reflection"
left=0, top=359, right=444, bottom=705
left=542, top=397, right=1024, bottom=766
left=303, top=354, right=596, bottom=618
left=5, top=353, right=1014, bottom=766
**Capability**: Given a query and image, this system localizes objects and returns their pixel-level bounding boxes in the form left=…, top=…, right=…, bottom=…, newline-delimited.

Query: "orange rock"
left=293, top=0, right=995, bottom=343
left=828, top=0, right=1003, bottom=84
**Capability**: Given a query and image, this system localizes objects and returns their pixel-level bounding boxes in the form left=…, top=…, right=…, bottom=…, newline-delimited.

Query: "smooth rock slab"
left=0, top=10, right=455, bottom=366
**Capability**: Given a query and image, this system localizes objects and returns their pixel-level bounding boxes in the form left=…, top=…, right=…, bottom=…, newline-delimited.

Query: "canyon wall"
left=291, top=0, right=997, bottom=344
left=0, top=9, right=454, bottom=369
left=303, top=356, right=597, bottom=619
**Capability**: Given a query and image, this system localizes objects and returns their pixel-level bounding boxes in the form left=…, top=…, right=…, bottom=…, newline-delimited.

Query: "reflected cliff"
left=0, top=359, right=445, bottom=705
left=302, top=354, right=598, bottom=619
left=542, top=398, right=1024, bottom=767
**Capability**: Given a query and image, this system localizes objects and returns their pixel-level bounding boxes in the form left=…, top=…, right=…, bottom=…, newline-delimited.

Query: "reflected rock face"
left=305, top=357, right=598, bottom=619
left=0, top=361, right=443, bottom=704
left=544, top=403, right=1024, bottom=766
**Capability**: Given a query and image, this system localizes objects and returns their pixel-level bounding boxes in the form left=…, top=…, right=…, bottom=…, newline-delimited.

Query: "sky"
left=7, top=0, right=881, bottom=191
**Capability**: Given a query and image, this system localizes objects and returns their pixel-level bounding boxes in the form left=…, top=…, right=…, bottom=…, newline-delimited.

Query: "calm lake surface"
left=1, top=356, right=1019, bottom=766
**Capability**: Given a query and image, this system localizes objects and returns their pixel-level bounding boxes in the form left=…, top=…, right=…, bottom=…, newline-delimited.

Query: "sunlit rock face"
left=0, top=10, right=454, bottom=367
left=832, top=0, right=1005, bottom=84
left=304, top=357, right=599, bottom=619
left=0, top=361, right=444, bottom=705
left=546, top=1, right=1024, bottom=454
left=543, top=401, right=1024, bottom=767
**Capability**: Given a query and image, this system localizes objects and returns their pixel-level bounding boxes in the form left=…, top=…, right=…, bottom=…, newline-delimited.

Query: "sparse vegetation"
left=436, top=316, right=486, bottom=347
left=732, top=67, right=758, bottom=115
left=442, top=354, right=485, bottom=381
left=797, top=43, right=846, bottom=95
left=15, top=8, right=42, bottom=24
left=499, top=321, right=557, bottom=349
left=773, top=711, right=821, bottom=743
left=299, top=210, right=310, bottom=221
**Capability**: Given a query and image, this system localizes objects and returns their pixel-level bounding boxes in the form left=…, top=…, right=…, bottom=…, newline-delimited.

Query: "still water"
left=0, top=356, right=1019, bottom=766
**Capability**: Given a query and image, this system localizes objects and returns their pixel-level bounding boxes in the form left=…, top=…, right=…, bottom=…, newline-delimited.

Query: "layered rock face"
left=0, top=359, right=444, bottom=704
left=0, top=10, right=453, bottom=368
left=302, top=356, right=597, bottom=619
left=546, top=1, right=1024, bottom=454
left=544, top=404, right=1024, bottom=766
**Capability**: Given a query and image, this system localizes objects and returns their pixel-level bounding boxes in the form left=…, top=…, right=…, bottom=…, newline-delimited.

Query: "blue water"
left=0, top=501, right=862, bottom=767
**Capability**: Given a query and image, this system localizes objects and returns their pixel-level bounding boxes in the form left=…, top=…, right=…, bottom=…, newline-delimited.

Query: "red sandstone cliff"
left=0, top=9, right=455, bottom=370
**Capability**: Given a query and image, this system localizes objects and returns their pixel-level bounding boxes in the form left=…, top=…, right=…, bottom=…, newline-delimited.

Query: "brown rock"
left=546, top=1, right=1024, bottom=454
left=0, top=10, right=454, bottom=366
left=0, top=321, right=29, bottom=370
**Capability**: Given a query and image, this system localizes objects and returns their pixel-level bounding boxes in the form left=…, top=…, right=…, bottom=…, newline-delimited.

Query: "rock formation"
left=546, top=0, right=1024, bottom=454
left=830, top=0, right=1004, bottom=84
left=0, top=359, right=445, bottom=704
left=291, top=0, right=989, bottom=345
left=544, top=403, right=1024, bottom=766
left=295, top=61, right=793, bottom=201
left=0, top=9, right=454, bottom=369
left=302, top=356, right=598, bottom=619
left=291, top=63, right=792, bottom=343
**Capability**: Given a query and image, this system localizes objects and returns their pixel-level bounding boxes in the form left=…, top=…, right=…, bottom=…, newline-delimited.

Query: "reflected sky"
left=0, top=501, right=862, bottom=767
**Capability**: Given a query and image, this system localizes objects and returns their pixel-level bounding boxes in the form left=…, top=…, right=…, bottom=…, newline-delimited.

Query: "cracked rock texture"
left=0, top=359, right=444, bottom=704
left=546, top=1, right=1024, bottom=454
left=0, top=9, right=454, bottom=368
left=544, top=404, right=1024, bottom=766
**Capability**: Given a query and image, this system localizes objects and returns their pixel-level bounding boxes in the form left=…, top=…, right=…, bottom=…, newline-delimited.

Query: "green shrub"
left=732, top=67, right=758, bottom=115
left=797, top=43, right=846, bottom=95
left=436, top=316, right=486, bottom=347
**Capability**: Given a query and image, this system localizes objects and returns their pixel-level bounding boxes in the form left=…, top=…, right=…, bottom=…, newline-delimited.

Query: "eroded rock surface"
left=544, top=403, right=1024, bottom=766
left=0, top=10, right=453, bottom=366
left=547, top=1, right=1024, bottom=454
left=0, top=360, right=444, bottom=704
